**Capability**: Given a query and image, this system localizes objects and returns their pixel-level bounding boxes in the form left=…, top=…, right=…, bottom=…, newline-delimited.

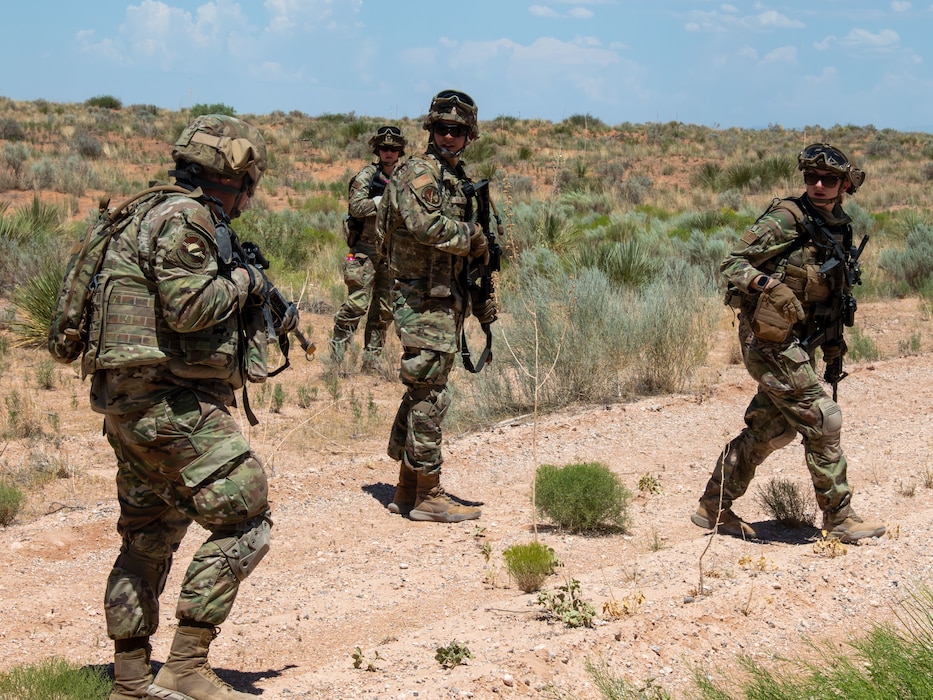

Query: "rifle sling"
left=460, top=322, right=493, bottom=374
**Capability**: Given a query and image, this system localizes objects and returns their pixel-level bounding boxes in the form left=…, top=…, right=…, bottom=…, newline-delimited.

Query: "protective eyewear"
left=803, top=171, right=842, bottom=188
left=435, top=90, right=475, bottom=107
left=432, top=123, right=468, bottom=138
left=799, top=144, right=849, bottom=170
left=376, top=126, right=403, bottom=138
left=378, top=145, right=401, bottom=152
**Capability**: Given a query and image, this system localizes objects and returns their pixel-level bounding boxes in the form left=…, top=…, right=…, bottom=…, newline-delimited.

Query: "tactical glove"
left=231, top=264, right=267, bottom=306
left=473, top=298, right=498, bottom=325
left=821, top=340, right=846, bottom=363
left=763, top=282, right=805, bottom=323
left=275, top=302, right=300, bottom=335
left=468, top=224, right=490, bottom=264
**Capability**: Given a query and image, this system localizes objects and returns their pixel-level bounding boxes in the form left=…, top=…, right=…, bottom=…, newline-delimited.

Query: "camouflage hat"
left=172, top=114, right=268, bottom=195
left=369, top=125, right=407, bottom=154
left=422, top=90, right=479, bottom=139
left=798, top=143, right=865, bottom=194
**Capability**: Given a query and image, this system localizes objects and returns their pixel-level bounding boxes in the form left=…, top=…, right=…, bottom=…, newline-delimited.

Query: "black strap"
left=460, top=322, right=493, bottom=373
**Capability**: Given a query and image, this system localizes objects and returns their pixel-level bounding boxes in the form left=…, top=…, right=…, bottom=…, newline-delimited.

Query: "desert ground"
left=0, top=295, right=931, bottom=699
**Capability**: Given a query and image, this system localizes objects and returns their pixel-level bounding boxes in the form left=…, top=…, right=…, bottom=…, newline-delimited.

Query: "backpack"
left=47, top=184, right=189, bottom=365
left=343, top=167, right=387, bottom=247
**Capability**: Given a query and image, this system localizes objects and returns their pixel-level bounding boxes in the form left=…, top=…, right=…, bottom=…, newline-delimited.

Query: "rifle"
left=460, top=179, right=503, bottom=373
left=239, top=241, right=316, bottom=371
left=800, top=227, right=868, bottom=401
left=345, top=169, right=389, bottom=247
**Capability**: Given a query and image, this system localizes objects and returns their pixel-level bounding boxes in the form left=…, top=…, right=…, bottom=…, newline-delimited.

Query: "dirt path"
left=1, top=304, right=931, bottom=699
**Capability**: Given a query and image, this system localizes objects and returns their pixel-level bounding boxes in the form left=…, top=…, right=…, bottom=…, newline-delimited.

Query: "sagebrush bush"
left=0, top=482, right=26, bottom=526
left=534, top=462, right=631, bottom=533
left=85, top=94, right=122, bottom=110
left=503, top=541, right=560, bottom=593
left=756, top=477, right=816, bottom=527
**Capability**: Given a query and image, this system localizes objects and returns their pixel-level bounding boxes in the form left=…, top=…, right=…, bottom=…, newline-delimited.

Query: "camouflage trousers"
left=387, top=348, right=455, bottom=473
left=103, top=389, right=271, bottom=640
left=701, top=337, right=851, bottom=514
left=331, top=253, right=393, bottom=361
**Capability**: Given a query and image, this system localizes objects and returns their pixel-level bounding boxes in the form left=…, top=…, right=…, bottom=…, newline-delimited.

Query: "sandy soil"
left=0, top=298, right=931, bottom=699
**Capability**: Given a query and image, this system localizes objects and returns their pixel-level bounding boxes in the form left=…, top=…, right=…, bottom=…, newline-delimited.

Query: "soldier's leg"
left=361, top=261, right=394, bottom=369
left=331, top=254, right=376, bottom=362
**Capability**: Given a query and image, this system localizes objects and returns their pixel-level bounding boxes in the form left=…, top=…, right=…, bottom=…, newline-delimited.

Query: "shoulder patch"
left=173, top=233, right=211, bottom=271
left=741, top=227, right=759, bottom=245
left=411, top=173, right=433, bottom=190
left=421, top=185, right=441, bottom=207
left=185, top=208, right=215, bottom=238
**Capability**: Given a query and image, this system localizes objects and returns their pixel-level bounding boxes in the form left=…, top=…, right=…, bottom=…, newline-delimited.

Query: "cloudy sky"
left=4, top=1, right=932, bottom=131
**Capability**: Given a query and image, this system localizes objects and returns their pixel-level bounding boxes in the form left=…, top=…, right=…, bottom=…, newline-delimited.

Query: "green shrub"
left=878, top=223, right=933, bottom=293
left=85, top=94, right=123, bottom=110
left=0, top=117, right=26, bottom=141
left=503, top=541, right=560, bottom=593
left=0, top=481, right=26, bottom=527
left=534, top=462, right=631, bottom=533
left=189, top=102, right=236, bottom=118
left=756, top=477, right=816, bottom=527
left=0, top=656, right=112, bottom=698
left=12, top=261, right=65, bottom=348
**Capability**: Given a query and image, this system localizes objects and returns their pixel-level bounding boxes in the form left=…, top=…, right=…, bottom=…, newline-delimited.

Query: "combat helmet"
left=369, top=125, right=407, bottom=156
left=422, top=89, right=479, bottom=140
left=797, top=143, right=865, bottom=194
left=172, top=114, right=268, bottom=197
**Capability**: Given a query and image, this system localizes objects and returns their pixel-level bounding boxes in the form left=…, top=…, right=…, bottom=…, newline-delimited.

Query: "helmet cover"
left=797, top=143, right=865, bottom=194
left=369, top=125, right=407, bottom=155
left=172, top=114, right=268, bottom=195
left=422, top=89, right=479, bottom=139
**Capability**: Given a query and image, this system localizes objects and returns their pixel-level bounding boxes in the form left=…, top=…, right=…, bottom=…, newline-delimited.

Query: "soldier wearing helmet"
left=692, top=143, right=884, bottom=544
left=330, top=125, right=407, bottom=372
left=376, top=89, right=491, bottom=522
left=94, top=114, right=274, bottom=700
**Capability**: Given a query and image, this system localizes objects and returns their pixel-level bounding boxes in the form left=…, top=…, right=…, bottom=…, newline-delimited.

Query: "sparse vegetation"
left=0, top=481, right=26, bottom=527
left=434, top=641, right=473, bottom=668
left=756, top=477, right=816, bottom=527
left=0, top=656, right=112, bottom=699
left=536, top=578, right=597, bottom=628
left=502, top=540, right=561, bottom=593
left=534, top=462, right=632, bottom=533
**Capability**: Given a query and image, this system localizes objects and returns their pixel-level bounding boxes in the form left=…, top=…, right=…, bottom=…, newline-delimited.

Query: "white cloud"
left=529, top=3, right=595, bottom=19
left=529, top=5, right=561, bottom=18
left=817, top=28, right=901, bottom=52
left=568, top=8, right=594, bottom=18
left=685, top=7, right=802, bottom=33
left=891, top=1, right=911, bottom=10
left=761, top=45, right=797, bottom=64
left=755, top=10, right=804, bottom=29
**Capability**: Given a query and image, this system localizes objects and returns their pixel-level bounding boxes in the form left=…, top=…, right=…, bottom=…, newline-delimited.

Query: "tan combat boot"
left=691, top=502, right=757, bottom=539
left=409, top=472, right=481, bottom=523
left=148, top=624, right=253, bottom=700
left=110, top=643, right=152, bottom=700
left=823, top=506, right=886, bottom=543
left=387, top=462, right=418, bottom=515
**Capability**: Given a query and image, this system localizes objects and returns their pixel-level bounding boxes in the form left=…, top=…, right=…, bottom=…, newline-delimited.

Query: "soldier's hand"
left=821, top=340, right=846, bottom=363
left=231, top=264, right=267, bottom=306
left=473, top=297, right=498, bottom=324
left=276, top=302, right=300, bottom=334
left=764, top=282, right=805, bottom=323
left=469, top=223, right=489, bottom=264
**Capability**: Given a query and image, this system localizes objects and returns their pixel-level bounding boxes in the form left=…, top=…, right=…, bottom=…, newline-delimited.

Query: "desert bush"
left=534, top=462, right=631, bottom=533
left=72, top=131, right=103, bottom=159
left=502, top=541, right=560, bottom=593
left=0, top=197, right=70, bottom=292
left=756, top=477, right=816, bottom=527
left=877, top=223, right=933, bottom=296
left=573, top=237, right=659, bottom=288
left=85, top=94, right=122, bottom=110
left=0, top=117, right=26, bottom=141
left=0, top=482, right=26, bottom=527
left=2, top=141, right=31, bottom=180
left=189, top=102, right=235, bottom=117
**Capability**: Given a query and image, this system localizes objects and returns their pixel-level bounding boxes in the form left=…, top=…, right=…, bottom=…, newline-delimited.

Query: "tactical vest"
left=85, top=193, right=242, bottom=385
left=386, top=155, right=470, bottom=297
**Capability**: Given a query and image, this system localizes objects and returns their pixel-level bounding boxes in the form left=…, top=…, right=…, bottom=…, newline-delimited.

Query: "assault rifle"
left=800, top=228, right=869, bottom=401
left=345, top=170, right=389, bottom=247
left=460, top=179, right=503, bottom=373
left=238, top=241, right=316, bottom=370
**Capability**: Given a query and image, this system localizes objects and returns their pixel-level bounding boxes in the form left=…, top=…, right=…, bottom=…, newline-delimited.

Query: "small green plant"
left=270, top=383, right=285, bottom=413
left=435, top=640, right=473, bottom=668
left=898, top=332, right=923, bottom=355
left=502, top=541, right=561, bottom=593
left=351, top=646, right=383, bottom=672
left=536, top=578, right=597, bottom=628
left=584, top=657, right=673, bottom=699
left=845, top=325, right=879, bottom=362
left=0, top=482, right=26, bottom=527
left=637, top=472, right=662, bottom=494
left=0, top=656, right=112, bottom=698
left=534, top=462, right=632, bottom=533
left=35, top=358, right=56, bottom=390
left=755, top=477, right=816, bottom=527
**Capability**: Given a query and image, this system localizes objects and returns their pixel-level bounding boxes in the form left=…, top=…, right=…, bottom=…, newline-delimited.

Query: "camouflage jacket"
left=348, top=163, right=390, bottom=255
left=377, top=146, right=476, bottom=352
left=722, top=193, right=854, bottom=341
left=88, top=190, right=250, bottom=414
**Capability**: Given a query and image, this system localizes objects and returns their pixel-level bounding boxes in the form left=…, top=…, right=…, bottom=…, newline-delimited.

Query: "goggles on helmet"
left=797, top=142, right=865, bottom=194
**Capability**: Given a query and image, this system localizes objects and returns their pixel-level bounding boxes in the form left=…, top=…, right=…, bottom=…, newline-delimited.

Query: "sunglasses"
left=378, top=145, right=401, bottom=152
left=803, top=171, right=842, bottom=187
left=432, top=123, right=468, bottom=138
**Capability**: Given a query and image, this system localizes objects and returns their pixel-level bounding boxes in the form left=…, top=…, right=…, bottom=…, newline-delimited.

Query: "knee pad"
left=218, top=514, right=272, bottom=582
left=411, top=385, right=451, bottom=424
left=816, top=396, right=843, bottom=438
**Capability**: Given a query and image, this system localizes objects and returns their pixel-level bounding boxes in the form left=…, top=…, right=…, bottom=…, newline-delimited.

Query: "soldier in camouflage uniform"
left=330, top=126, right=406, bottom=373
left=692, top=144, right=885, bottom=544
left=376, top=90, right=494, bottom=522
left=92, top=115, right=276, bottom=700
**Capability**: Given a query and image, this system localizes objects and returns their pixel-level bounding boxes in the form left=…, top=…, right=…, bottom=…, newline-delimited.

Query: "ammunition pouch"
left=751, top=291, right=794, bottom=343
left=783, top=264, right=832, bottom=305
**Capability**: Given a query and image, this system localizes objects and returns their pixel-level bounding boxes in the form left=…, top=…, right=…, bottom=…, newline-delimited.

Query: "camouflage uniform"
left=331, top=162, right=394, bottom=365
left=89, top=190, right=272, bottom=639
left=380, top=143, right=474, bottom=470
left=697, top=174, right=883, bottom=542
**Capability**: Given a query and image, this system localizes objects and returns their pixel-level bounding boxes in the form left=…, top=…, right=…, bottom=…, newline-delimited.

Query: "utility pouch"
left=723, top=284, right=743, bottom=309
left=751, top=291, right=794, bottom=343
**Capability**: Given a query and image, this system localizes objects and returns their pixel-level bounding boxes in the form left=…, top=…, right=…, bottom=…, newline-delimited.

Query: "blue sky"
left=4, top=1, right=932, bottom=131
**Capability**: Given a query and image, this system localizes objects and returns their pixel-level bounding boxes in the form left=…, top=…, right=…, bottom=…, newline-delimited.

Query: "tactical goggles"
left=799, top=144, right=849, bottom=170
left=376, top=126, right=403, bottom=138
left=434, top=90, right=475, bottom=107
left=803, top=171, right=842, bottom=187
left=432, top=123, right=468, bottom=138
